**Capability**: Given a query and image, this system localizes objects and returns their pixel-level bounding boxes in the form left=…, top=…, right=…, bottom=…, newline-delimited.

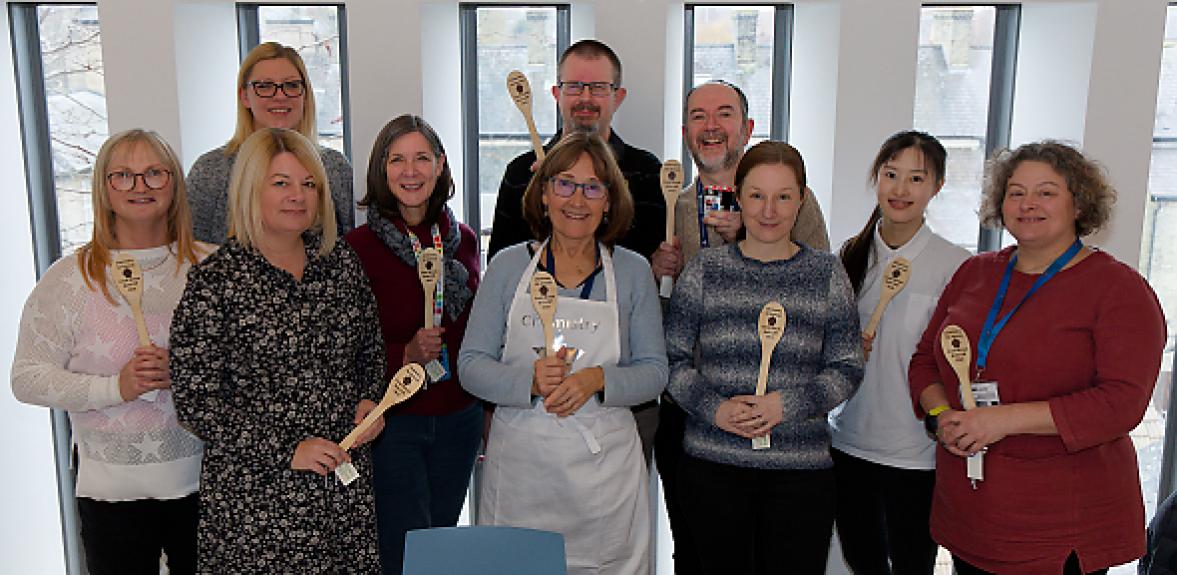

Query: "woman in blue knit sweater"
left=665, top=141, right=864, bottom=574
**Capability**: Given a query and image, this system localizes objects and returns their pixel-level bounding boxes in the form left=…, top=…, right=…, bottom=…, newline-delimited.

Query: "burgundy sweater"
left=909, top=247, right=1166, bottom=574
left=345, top=218, right=480, bottom=416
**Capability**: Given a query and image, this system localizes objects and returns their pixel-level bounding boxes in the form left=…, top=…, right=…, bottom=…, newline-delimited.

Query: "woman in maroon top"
left=908, top=141, right=1166, bottom=575
left=344, top=114, right=481, bottom=575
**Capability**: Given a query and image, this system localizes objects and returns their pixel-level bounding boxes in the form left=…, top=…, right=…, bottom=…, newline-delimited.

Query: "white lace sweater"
left=11, top=243, right=206, bottom=501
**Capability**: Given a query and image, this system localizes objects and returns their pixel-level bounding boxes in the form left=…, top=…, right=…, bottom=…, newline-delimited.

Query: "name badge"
left=970, top=381, right=1001, bottom=407
left=424, top=344, right=451, bottom=385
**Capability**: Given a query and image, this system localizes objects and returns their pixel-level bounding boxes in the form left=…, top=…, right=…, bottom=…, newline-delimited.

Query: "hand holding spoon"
left=752, top=302, right=786, bottom=450
left=659, top=160, right=683, bottom=298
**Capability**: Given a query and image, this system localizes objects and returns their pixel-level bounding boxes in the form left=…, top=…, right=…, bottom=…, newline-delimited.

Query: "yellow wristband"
left=927, top=405, right=950, bottom=417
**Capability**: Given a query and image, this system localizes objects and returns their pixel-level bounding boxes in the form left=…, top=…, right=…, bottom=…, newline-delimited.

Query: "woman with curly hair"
left=909, top=141, right=1167, bottom=574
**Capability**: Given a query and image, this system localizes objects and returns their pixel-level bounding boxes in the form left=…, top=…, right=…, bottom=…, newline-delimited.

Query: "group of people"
left=8, top=35, right=1168, bottom=575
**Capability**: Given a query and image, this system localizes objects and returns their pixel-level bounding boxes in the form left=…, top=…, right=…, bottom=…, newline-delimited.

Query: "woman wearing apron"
left=459, top=132, right=668, bottom=575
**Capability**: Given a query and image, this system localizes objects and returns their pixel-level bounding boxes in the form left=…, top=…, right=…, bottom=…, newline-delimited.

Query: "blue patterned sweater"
left=665, top=242, right=863, bottom=469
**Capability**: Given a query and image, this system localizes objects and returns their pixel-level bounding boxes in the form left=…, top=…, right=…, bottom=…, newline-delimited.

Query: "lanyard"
left=975, top=238, right=1082, bottom=373
left=408, top=223, right=444, bottom=327
left=695, top=180, right=710, bottom=248
left=544, top=242, right=599, bottom=300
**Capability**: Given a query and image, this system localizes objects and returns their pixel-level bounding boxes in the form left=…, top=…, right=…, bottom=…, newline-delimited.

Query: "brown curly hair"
left=980, top=141, right=1116, bottom=237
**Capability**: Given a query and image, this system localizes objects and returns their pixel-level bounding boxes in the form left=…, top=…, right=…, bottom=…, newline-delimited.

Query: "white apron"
left=479, top=241, right=650, bottom=575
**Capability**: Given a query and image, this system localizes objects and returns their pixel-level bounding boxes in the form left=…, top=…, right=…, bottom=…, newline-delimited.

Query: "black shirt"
left=487, top=130, right=666, bottom=261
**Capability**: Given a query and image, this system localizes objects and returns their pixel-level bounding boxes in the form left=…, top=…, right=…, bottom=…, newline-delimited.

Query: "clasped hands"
left=532, top=346, right=603, bottom=418
left=934, top=407, right=1009, bottom=458
left=714, top=392, right=784, bottom=439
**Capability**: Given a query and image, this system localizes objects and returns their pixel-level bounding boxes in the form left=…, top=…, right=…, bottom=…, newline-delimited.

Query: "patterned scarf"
left=367, top=206, right=473, bottom=322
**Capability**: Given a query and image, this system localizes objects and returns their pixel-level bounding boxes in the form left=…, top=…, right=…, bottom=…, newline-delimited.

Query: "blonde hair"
left=228, top=128, right=336, bottom=256
left=78, top=129, right=202, bottom=302
left=225, top=42, right=318, bottom=155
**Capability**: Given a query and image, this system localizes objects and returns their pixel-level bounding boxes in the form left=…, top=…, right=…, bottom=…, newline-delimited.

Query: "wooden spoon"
left=112, top=255, right=151, bottom=347
left=340, top=363, right=426, bottom=451
left=658, top=160, right=684, bottom=298
left=507, top=70, right=545, bottom=162
left=530, top=271, right=559, bottom=355
left=862, top=257, right=912, bottom=339
left=941, top=324, right=984, bottom=486
left=417, top=248, right=443, bottom=329
left=752, top=301, right=786, bottom=450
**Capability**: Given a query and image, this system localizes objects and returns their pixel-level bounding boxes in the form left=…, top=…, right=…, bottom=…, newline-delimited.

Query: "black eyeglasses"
left=549, top=177, right=608, bottom=200
left=558, top=81, right=616, bottom=97
left=107, top=168, right=172, bottom=192
left=247, top=80, right=306, bottom=98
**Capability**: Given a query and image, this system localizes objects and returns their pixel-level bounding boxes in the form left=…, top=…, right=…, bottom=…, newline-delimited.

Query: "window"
left=238, top=4, right=350, bottom=158
left=683, top=4, right=791, bottom=181
left=11, top=3, right=108, bottom=268
left=1140, top=3, right=1177, bottom=554
left=913, top=5, right=1019, bottom=253
left=459, top=4, right=570, bottom=256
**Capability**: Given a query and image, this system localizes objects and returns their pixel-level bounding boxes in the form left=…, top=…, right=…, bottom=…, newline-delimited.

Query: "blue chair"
left=401, top=525, right=567, bottom=575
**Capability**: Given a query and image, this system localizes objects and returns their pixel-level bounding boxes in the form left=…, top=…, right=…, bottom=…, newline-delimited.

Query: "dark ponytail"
left=840, top=130, right=946, bottom=294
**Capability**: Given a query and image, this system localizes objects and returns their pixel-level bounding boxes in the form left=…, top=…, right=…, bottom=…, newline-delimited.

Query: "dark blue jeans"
left=371, top=401, right=482, bottom=575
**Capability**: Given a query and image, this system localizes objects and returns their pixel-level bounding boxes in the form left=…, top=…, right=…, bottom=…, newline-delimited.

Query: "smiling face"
left=737, top=163, right=802, bottom=246
left=260, top=151, right=319, bottom=239
left=876, top=146, right=941, bottom=228
left=107, top=141, right=174, bottom=230
left=542, top=152, right=610, bottom=243
left=240, top=57, right=306, bottom=131
left=1002, top=160, right=1079, bottom=251
left=684, top=83, right=753, bottom=176
left=552, top=54, right=626, bottom=139
left=385, top=131, right=444, bottom=224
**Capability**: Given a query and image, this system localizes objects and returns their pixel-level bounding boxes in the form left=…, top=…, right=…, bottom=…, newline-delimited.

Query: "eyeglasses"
left=107, top=168, right=172, bottom=192
left=247, top=80, right=306, bottom=98
left=549, top=177, right=608, bottom=200
left=558, top=81, right=616, bottom=97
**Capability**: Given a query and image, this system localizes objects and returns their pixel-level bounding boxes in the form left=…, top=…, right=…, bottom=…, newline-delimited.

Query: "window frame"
left=681, top=3, right=793, bottom=184
left=919, top=3, right=1020, bottom=253
left=237, top=3, right=353, bottom=160
left=9, top=4, right=104, bottom=573
left=458, top=3, right=570, bottom=243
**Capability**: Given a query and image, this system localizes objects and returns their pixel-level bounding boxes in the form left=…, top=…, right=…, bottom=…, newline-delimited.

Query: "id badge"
left=970, top=381, right=1001, bottom=407
left=424, top=344, right=451, bottom=385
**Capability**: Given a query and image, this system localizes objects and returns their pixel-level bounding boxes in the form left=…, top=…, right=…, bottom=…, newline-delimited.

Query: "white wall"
left=2, top=1, right=1173, bottom=573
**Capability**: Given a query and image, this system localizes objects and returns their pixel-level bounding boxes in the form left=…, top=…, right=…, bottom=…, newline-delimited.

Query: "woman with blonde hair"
left=12, top=129, right=208, bottom=575
left=187, top=41, right=354, bottom=244
left=171, top=128, right=385, bottom=573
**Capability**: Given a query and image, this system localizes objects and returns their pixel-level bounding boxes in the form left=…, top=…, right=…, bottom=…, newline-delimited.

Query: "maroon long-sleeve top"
left=345, top=217, right=480, bottom=416
left=908, top=247, right=1166, bottom=574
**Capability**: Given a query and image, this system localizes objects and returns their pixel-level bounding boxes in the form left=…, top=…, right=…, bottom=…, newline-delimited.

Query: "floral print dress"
left=171, top=234, right=385, bottom=574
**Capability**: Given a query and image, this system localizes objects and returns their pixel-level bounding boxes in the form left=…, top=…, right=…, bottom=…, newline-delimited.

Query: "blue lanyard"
left=544, top=243, right=599, bottom=300
left=695, top=180, right=710, bottom=248
left=975, top=238, right=1082, bottom=372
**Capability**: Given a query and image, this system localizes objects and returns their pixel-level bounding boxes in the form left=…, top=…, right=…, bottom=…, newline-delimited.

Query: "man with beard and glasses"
left=651, top=80, right=830, bottom=575
left=488, top=39, right=665, bottom=263
left=487, top=39, right=667, bottom=465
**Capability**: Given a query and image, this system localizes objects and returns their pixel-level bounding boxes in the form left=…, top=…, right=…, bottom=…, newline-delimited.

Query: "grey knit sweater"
left=185, top=145, right=355, bottom=244
left=665, top=243, right=863, bottom=470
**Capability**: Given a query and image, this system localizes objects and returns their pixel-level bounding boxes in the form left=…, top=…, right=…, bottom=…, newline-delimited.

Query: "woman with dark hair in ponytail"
left=829, top=131, right=969, bottom=574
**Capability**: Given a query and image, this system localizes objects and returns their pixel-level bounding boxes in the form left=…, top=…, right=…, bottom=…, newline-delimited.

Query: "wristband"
left=927, top=404, right=950, bottom=417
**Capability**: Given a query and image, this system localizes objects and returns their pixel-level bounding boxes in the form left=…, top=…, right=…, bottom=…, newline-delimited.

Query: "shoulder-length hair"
left=228, top=128, right=336, bottom=256
left=980, top=140, right=1115, bottom=237
left=225, top=42, right=317, bottom=155
left=359, top=114, right=454, bottom=224
left=78, top=129, right=201, bottom=303
left=521, top=132, right=634, bottom=247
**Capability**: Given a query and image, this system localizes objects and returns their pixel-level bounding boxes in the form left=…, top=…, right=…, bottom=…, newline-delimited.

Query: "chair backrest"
left=401, top=525, right=567, bottom=575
